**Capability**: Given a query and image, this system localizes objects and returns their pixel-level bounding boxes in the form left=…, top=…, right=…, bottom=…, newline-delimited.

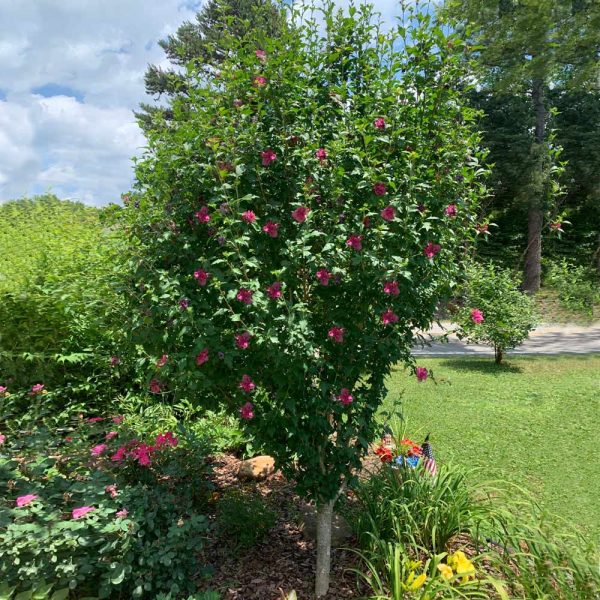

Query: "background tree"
left=136, top=0, right=286, bottom=131
left=444, top=0, right=600, bottom=292
left=124, top=1, right=486, bottom=594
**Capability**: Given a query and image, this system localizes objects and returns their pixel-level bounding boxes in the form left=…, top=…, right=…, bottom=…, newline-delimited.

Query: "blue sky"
left=0, top=0, right=418, bottom=206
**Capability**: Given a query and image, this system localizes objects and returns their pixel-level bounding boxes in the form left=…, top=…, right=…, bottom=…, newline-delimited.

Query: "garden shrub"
left=123, top=1, right=486, bottom=593
left=0, top=418, right=211, bottom=598
left=544, top=258, right=599, bottom=317
left=453, top=263, right=536, bottom=363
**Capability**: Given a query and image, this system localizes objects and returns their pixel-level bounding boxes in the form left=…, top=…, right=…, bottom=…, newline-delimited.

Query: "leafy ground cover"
left=384, top=355, right=600, bottom=537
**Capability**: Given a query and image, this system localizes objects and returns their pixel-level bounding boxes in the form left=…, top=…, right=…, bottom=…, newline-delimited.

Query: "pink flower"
left=0, top=434, right=5, bottom=445
left=149, top=379, right=162, bottom=394
left=236, top=288, right=253, bottom=305
left=105, top=431, right=118, bottom=441
left=363, top=216, right=372, bottom=228
left=380, top=206, right=395, bottom=221
left=105, top=484, right=118, bottom=498
left=316, top=269, right=332, bottom=286
left=291, top=206, right=310, bottom=223
left=16, top=494, right=38, bottom=507
left=476, top=223, right=489, bottom=233
left=346, top=234, right=362, bottom=251
left=445, top=204, right=458, bottom=217
left=255, top=49, right=267, bottom=61
left=550, top=221, right=562, bottom=231
left=239, top=401, right=254, bottom=420
left=381, top=309, right=399, bottom=325
left=328, top=326, right=345, bottom=343
left=267, top=282, right=283, bottom=299
left=337, top=388, right=354, bottom=405
left=423, top=242, right=441, bottom=259
left=194, top=269, right=210, bottom=286
left=253, top=75, right=267, bottom=87
left=416, top=367, right=428, bottom=382
left=30, top=383, right=44, bottom=395
left=316, top=148, right=328, bottom=162
left=0, top=385, right=6, bottom=393
left=72, top=506, right=95, bottom=520
left=155, top=432, right=178, bottom=448
left=131, top=444, right=153, bottom=467
left=156, top=354, right=168, bottom=368
left=90, top=444, right=107, bottom=457
left=470, top=308, right=484, bottom=324
left=196, top=348, right=209, bottom=366
left=374, top=117, right=386, bottom=129
left=373, top=182, right=387, bottom=196
left=261, top=148, right=277, bottom=166
left=383, top=281, right=400, bottom=296
left=109, top=356, right=120, bottom=367
left=242, top=210, right=256, bottom=223
left=112, top=415, right=124, bottom=424
left=111, top=446, right=127, bottom=462
left=235, top=331, right=252, bottom=349
left=195, top=206, right=211, bottom=223
left=116, top=508, right=129, bottom=518
left=87, top=417, right=104, bottom=423
left=179, top=298, right=189, bottom=310
left=262, top=221, right=279, bottom=238
left=239, top=374, right=256, bottom=393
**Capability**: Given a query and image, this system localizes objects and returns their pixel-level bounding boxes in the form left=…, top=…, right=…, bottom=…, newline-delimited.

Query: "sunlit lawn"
left=382, top=355, right=600, bottom=539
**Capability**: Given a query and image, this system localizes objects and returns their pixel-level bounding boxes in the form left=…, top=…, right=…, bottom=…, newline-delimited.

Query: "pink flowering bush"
left=124, top=2, right=484, bottom=593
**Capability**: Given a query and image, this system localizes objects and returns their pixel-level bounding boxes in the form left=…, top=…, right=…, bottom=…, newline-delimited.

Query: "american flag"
left=421, top=434, right=437, bottom=476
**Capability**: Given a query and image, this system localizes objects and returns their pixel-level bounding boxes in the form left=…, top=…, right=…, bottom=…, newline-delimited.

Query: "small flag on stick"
left=421, top=434, right=437, bottom=476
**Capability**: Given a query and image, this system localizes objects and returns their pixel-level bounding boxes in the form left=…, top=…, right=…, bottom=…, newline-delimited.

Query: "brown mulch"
left=196, top=454, right=367, bottom=600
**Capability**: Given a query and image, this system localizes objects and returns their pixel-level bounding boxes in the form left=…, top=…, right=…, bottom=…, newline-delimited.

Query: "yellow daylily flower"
left=406, top=572, right=427, bottom=591
left=437, top=563, right=454, bottom=581
left=448, top=550, right=476, bottom=584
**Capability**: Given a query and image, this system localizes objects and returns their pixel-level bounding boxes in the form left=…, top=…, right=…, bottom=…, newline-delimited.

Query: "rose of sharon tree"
left=124, top=1, right=485, bottom=594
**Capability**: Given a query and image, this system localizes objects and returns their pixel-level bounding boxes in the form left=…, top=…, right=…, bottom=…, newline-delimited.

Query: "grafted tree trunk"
left=523, top=77, right=546, bottom=294
left=315, top=500, right=334, bottom=597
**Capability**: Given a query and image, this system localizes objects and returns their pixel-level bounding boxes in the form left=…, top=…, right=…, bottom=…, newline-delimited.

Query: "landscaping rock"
left=299, top=503, right=353, bottom=547
left=238, top=455, right=276, bottom=480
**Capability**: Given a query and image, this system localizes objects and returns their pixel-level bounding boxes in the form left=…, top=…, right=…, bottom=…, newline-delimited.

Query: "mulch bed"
left=196, top=454, right=367, bottom=599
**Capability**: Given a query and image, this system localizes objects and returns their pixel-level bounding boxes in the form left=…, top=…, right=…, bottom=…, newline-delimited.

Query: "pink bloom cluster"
left=292, top=206, right=310, bottom=223
left=374, top=117, right=386, bottom=129
left=111, top=432, right=179, bottom=467
left=383, top=281, right=399, bottom=296
left=316, top=268, right=332, bottom=286
left=235, top=331, right=252, bottom=349
left=381, top=206, right=395, bottom=221
left=423, top=242, right=441, bottom=259
left=263, top=221, right=279, bottom=238
left=156, top=354, right=168, bottom=368
left=239, top=401, right=254, bottom=420
left=194, top=269, right=210, bottom=286
left=30, top=383, right=44, bottom=395
left=16, top=494, right=38, bottom=507
left=267, top=282, right=283, bottom=299
left=72, top=506, right=95, bottom=519
left=373, top=182, right=387, bottom=196
left=328, top=326, right=345, bottom=343
left=416, top=367, right=428, bottom=382
left=381, top=309, right=399, bottom=325
left=195, top=206, right=210, bottom=223
left=346, top=234, right=362, bottom=251
left=237, top=288, right=253, bottom=305
left=445, top=204, right=457, bottom=217
left=337, top=388, right=353, bottom=405
left=239, top=374, right=255, bottom=393
left=242, top=210, right=256, bottom=223
left=254, top=75, right=267, bottom=87
left=316, top=148, right=328, bottom=163
left=470, top=308, right=484, bottom=324
left=261, top=148, right=276, bottom=166
left=196, top=348, right=209, bottom=365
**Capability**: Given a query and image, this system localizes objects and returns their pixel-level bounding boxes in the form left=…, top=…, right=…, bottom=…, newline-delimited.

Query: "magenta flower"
left=470, top=308, right=484, bottom=324
left=416, top=367, right=428, bottom=382
left=105, top=484, right=118, bottom=498
left=236, top=288, right=253, bottom=305
left=195, top=206, right=211, bottom=223
left=316, top=148, right=328, bottom=162
left=373, top=182, right=387, bottom=196
left=316, top=269, right=332, bottom=286
left=105, top=431, right=118, bottom=441
left=267, top=282, right=283, bottom=299
left=374, top=117, right=386, bottom=129
left=476, top=223, right=489, bottom=233
left=179, top=298, right=189, bottom=310
left=346, top=234, right=363, bottom=251
left=149, top=379, right=162, bottom=394
left=196, top=348, right=209, bottom=366
left=235, top=331, right=252, bottom=350
left=87, top=416, right=104, bottom=423
left=116, top=508, right=129, bottom=518
left=72, top=506, right=95, bottom=519
left=262, top=221, right=279, bottom=238
left=381, top=309, right=399, bottom=325
left=131, top=444, right=153, bottom=467
left=194, top=269, right=210, bottom=286
left=239, top=401, right=254, bottom=420
left=242, top=210, right=257, bottom=223
left=291, top=206, right=310, bottom=223
left=337, top=388, right=354, bottom=406
left=16, top=494, right=38, bottom=507
left=30, top=383, right=44, bottom=395
left=328, top=326, right=345, bottom=343
left=423, top=242, right=441, bottom=259
left=0, top=385, right=6, bottom=393
left=253, top=75, right=267, bottom=87
left=239, top=375, right=256, bottom=393
left=380, top=206, right=395, bottom=221
left=417, top=203, right=426, bottom=213
left=156, top=354, right=168, bottom=368
left=445, top=204, right=458, bottom=217
left=0, top=433, right=5, bottom=445
left=261, top=148, right=277, bottom=166
left=155, top=432, right=178, bottom=448
left=363, top=216, right=372, bottom=228
left=109, top=356, right=120, bottom=367
left=255, top=49, right=267, bottom=61
left=112, top=415, right=124, bottom=424
left=111, top=446, right=127, bottom=462
left=383, top=281, right=400, bottom=296
left=91, top=444, right=107, bottom=457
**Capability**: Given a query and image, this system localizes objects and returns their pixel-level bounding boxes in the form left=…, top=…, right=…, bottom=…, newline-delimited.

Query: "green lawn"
left=382, top=355, right=600, bottom=539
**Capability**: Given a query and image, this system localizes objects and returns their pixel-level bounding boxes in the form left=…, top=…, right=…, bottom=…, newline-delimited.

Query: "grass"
left=382, top=355, right=600, bottom=539
left=535, top=287, right=599, bottom=325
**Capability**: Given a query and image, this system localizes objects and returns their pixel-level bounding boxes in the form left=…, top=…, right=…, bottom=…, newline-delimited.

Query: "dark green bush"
left=544, top=258, right=600, bottom=317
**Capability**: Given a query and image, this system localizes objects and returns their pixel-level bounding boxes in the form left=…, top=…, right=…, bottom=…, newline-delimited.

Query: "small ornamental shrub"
left=544, top=258, right=600, bottom=317
left=124, top=1, right=486, bottom=593
left=453, top=264, right=536, bottom=363
left=0, top=419, right=210, bottom=598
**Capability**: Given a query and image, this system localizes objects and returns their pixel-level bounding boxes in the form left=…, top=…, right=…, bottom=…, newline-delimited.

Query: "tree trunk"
left=495, top=346, right=503, bottom=364
left=523, top=77, right=546, bottom=294
left=315, top=500, right=334, bottom=597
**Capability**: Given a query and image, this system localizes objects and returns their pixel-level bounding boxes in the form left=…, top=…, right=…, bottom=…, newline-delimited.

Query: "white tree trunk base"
left=315, top=499, right=334, bottom=597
